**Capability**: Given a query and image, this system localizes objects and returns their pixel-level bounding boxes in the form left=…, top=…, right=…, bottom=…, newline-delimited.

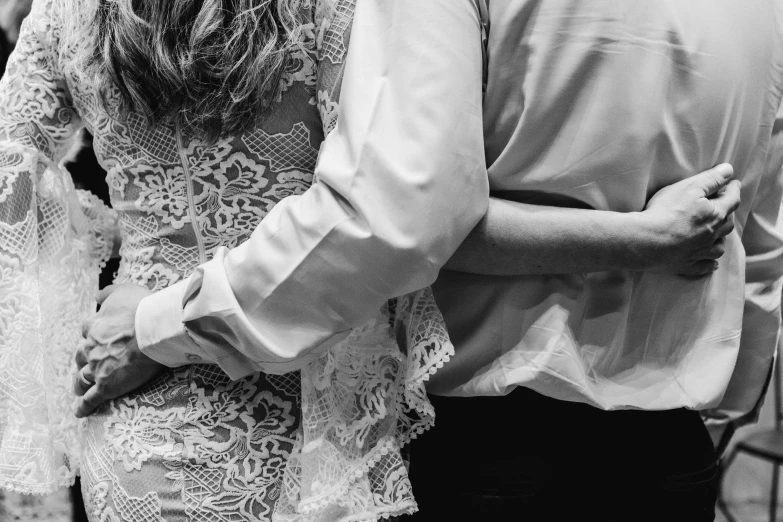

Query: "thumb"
left=689, top=163, right=734, bottom=197
left=96, top=284, right=116, bottom=305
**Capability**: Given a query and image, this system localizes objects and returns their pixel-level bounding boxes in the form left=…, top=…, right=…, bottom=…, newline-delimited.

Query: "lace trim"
left=0, top=16, right=98, bottom=486
left=276, top=287, right=454, bottom=521
left=76, top=189, right=118, bottom=269
left=0, top=480, right=75, bottom=496
left=398, top=287, right=455, bottom=429
left=0, top=145, right=100, bottom=496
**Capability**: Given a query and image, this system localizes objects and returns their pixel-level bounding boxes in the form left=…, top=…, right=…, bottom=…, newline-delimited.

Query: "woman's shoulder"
left=314, top=0, right=355, bottom=66
left=41, top=0, right=96, bottom=39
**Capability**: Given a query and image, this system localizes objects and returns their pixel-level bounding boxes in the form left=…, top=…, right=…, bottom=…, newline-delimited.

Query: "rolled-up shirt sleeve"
left=134, top=0, right=489, bottom=378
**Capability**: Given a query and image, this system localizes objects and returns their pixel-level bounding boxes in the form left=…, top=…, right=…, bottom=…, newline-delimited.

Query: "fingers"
left=73, top=366, right=95, bottom=397
left=677, top=259, right=720, bottom=277
left=81, top=316, right=94, bottom=339
left=76, top=377, right=130, bottom=418
left=710, top=179, right=742, bottom=219
left=703, top=239, right=726, bottom=260
left=75, top=384, right=105, bottom=419
left=96, top=284, right=116, bottom=306
left=715, top=214, right=736, bottom=240
left=74, top=341, right=90, bottom=371
left=689, top=163, right=734, bottom=197
left=689, top=218, right=732, bottom=265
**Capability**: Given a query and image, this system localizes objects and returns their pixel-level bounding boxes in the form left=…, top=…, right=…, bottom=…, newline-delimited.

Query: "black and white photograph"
left=1, top=0, right=783, bottom=520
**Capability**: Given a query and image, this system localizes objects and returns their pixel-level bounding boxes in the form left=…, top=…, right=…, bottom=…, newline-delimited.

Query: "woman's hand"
left=74, top=283, right=167, bottom=418
left=640, top=163, right=741, bottom=276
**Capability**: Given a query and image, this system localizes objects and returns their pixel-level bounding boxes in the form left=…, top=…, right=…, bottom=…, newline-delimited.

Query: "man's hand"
left=74, top=283, right=167, bottom=418
left=641, top=163, right=741, bottom=276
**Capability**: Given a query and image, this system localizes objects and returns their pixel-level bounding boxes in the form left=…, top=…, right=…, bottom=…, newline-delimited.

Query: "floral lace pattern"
left=272, top=288, right=454, bottom=521
left=0, top=0, right=456, bottom=520
left=0, top=0, right=111, bottom=493
left=81, top=367, right=301, bottom=522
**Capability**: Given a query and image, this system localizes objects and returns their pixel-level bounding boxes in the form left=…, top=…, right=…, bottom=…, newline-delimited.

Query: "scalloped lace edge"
left=345, top=503, right=418, bottom=522
left=296, top=332, right=455, bottom=518
left=0, top=475, right=76, bottom=496
left=75, top=188, right=118, bottom=270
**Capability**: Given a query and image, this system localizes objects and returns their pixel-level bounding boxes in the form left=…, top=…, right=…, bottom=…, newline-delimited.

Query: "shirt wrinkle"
left=431, top=0, right=783, bottom=416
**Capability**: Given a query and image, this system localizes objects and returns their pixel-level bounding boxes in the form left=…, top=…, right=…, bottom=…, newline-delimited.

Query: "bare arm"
left=446, top=164, right=740, bottom=276
left=446, top=199, right=658, bottom=275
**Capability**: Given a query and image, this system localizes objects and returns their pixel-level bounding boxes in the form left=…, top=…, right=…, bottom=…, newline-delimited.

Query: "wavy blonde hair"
left=78, top=0, right=313, bottom=142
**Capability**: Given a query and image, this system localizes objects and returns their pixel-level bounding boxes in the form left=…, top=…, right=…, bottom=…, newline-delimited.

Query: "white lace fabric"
left=0, top=0, right=455, bottom=519
left=276, top=289, right=454, bottom=521
left=0, top=0, right=116, bottom=493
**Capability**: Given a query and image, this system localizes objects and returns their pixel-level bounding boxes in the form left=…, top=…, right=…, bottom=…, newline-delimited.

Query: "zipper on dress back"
left=175, top=122, right=207, bottom=265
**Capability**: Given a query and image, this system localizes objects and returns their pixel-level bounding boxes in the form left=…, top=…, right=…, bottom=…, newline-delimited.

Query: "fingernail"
left=714, top=163, right=733, bottom=178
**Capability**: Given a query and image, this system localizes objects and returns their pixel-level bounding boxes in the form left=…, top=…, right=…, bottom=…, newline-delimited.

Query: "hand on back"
left=641, top=163, right=740, bottom=276
left=74, top=283, right=166, bottom=418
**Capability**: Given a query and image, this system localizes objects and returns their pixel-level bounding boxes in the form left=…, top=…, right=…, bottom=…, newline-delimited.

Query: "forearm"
left=136, top=0, right=488, bottom=378
left=445, top=197, right=656, bottom=276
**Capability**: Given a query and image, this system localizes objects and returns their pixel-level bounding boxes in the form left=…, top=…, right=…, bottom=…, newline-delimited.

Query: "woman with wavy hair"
left=0, top=0, right=738, bottom=520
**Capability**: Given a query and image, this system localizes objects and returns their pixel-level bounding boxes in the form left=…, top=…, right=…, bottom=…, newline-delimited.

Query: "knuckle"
left=87, top=343, right=107, bottom=359
left=694, top=198, right=712, bottom=212
left=702, top=170, right=718, bottom=184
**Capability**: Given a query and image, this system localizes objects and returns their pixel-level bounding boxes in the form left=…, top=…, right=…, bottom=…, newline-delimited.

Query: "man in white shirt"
left=405, top=1, right=783, bottom=521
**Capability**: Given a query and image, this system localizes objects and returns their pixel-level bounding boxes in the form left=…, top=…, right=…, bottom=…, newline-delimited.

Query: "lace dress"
left=0, top=0, right=455, bottom=520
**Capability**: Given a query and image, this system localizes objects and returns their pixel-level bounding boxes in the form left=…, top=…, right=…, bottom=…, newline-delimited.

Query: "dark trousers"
left=407, top=387, right=717, bottom=522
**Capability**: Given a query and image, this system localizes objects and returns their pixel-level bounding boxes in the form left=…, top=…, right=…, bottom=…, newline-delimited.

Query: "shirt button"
left=186, top=354, right=202, bottom=362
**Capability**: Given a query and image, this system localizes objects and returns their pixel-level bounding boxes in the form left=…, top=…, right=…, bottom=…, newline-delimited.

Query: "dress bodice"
left=62, top=1, right=349, bottom=291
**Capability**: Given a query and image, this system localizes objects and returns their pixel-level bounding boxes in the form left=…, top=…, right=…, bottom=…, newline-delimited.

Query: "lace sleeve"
left=274, top=1, right=457, bottom=519
left=0, top=0, right=100, bottom=494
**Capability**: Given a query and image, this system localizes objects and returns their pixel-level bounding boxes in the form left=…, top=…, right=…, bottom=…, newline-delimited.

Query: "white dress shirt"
left=428, top=0, right=783, bottom=416
left=134, top=0, right=489, bottom=379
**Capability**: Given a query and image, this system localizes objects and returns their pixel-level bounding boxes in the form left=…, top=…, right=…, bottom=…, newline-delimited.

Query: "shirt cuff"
left=135, top=282, right=212, bottom=367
